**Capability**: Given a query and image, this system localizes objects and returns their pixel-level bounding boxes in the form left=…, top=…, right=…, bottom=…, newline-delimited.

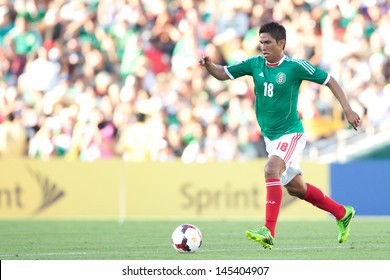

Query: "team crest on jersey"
left=276, top=72, right=286, bottom=84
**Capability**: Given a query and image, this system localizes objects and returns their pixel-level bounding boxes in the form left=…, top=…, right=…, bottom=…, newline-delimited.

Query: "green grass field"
left=0, top=218, right=389, bottom=260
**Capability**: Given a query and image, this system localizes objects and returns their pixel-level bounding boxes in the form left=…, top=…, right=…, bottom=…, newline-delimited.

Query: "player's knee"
left=264, top=156, right=285, bottom=179
left=286, top=186, right=305, bottom=198
left=287, top=188, right=299, bottom=197
left=264, top=164, right=281, bottom=179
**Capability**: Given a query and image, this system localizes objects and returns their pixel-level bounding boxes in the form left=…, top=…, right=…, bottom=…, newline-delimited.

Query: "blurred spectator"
left=0, top=0, right=389, bottom=162
left=0, top=112, right=27, bottom=157
left=4, top=15, right=41, bottom=83
left=116, top=112, right=154, bottom=161
left=359, top=82, right=390, bottom=132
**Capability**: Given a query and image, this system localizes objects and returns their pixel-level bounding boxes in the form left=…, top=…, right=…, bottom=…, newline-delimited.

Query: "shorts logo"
left=276, top=72, right=286, bottom=84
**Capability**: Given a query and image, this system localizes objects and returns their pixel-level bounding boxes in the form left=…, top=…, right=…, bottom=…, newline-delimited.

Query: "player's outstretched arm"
left=198, top=55, right=229, bottom=81
left=326, top=76, right=361, bottom=131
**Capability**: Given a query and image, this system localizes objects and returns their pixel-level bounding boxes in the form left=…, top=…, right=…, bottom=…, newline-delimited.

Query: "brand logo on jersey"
left=259, top=72, right=264, bottom=77
left=276, top=72, right=286, bottom=84
left=266, top=200, right=276, bottom=204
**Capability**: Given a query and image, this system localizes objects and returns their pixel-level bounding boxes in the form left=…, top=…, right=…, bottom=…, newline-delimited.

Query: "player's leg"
left=286, top=174, right=355, bottom=243
left=247, top=134, right=302, bottom=249
left=246, top=155, right=285, bottom=249
left=247, top=133, right=304, bottom=248
left=263, top=155, right=285, bottom=235
left=264, top=133, right=306, bottom=237
left=286, top=174, right=346, bottom=217
left=283, top=174, right=306, bottom=198
left=301, top=179, right=355, bottom=243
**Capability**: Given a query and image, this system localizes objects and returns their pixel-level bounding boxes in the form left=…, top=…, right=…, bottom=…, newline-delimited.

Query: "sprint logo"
left=27, top=166, right=65, bottom=214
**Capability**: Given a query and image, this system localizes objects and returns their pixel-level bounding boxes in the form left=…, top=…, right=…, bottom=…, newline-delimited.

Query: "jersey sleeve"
left=294, top=59, right=330, bottom=85
left=224, top=57, right=257, bottom=80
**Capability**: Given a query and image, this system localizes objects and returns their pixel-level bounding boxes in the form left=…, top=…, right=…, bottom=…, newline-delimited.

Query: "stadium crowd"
left=0, top=0, right=389, bottom=162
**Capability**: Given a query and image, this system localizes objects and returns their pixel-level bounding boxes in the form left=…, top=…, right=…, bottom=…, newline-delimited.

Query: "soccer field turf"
left=0, top=218, right=389, bottom=260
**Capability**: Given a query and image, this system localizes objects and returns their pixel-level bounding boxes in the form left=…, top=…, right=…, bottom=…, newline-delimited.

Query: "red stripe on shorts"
left=283, top=133, right=302, bottom=163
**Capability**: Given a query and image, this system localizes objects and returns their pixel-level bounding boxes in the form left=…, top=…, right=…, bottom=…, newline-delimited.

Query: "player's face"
left=259, top=33, right=285, bottom=63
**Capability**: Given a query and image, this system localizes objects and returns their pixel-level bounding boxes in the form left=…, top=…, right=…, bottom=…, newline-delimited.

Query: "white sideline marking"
left=1, top=244, right=389, bottom=258
left=275, top=243, right=390, bottom=251
left=203, top=243, right=390, bottom=252
left=0, top=252, right=88, bottom=258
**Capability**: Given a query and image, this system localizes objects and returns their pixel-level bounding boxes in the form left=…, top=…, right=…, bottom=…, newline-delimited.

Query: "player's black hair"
left=259, top=22, right=287, bottom=44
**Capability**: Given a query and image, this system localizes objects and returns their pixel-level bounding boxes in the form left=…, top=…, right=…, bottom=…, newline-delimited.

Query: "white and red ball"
left=171, top=224, right=202, bottom=253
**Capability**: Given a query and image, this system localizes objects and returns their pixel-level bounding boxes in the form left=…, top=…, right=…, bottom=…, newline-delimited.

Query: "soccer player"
left=198, top=22, right=360, bottom=249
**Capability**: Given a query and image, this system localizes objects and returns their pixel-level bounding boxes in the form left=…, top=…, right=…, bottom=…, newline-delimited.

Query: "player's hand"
left=345, top=110, right=361, bottom=131
left=198, top=55, right=211, bottom=67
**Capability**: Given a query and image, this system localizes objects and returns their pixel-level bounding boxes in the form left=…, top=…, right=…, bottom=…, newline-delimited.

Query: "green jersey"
left=225, top=55, right=329, bottom=140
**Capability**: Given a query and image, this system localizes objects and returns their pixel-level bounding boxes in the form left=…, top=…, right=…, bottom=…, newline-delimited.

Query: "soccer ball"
left=171, top=224, right=202, bottom=253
